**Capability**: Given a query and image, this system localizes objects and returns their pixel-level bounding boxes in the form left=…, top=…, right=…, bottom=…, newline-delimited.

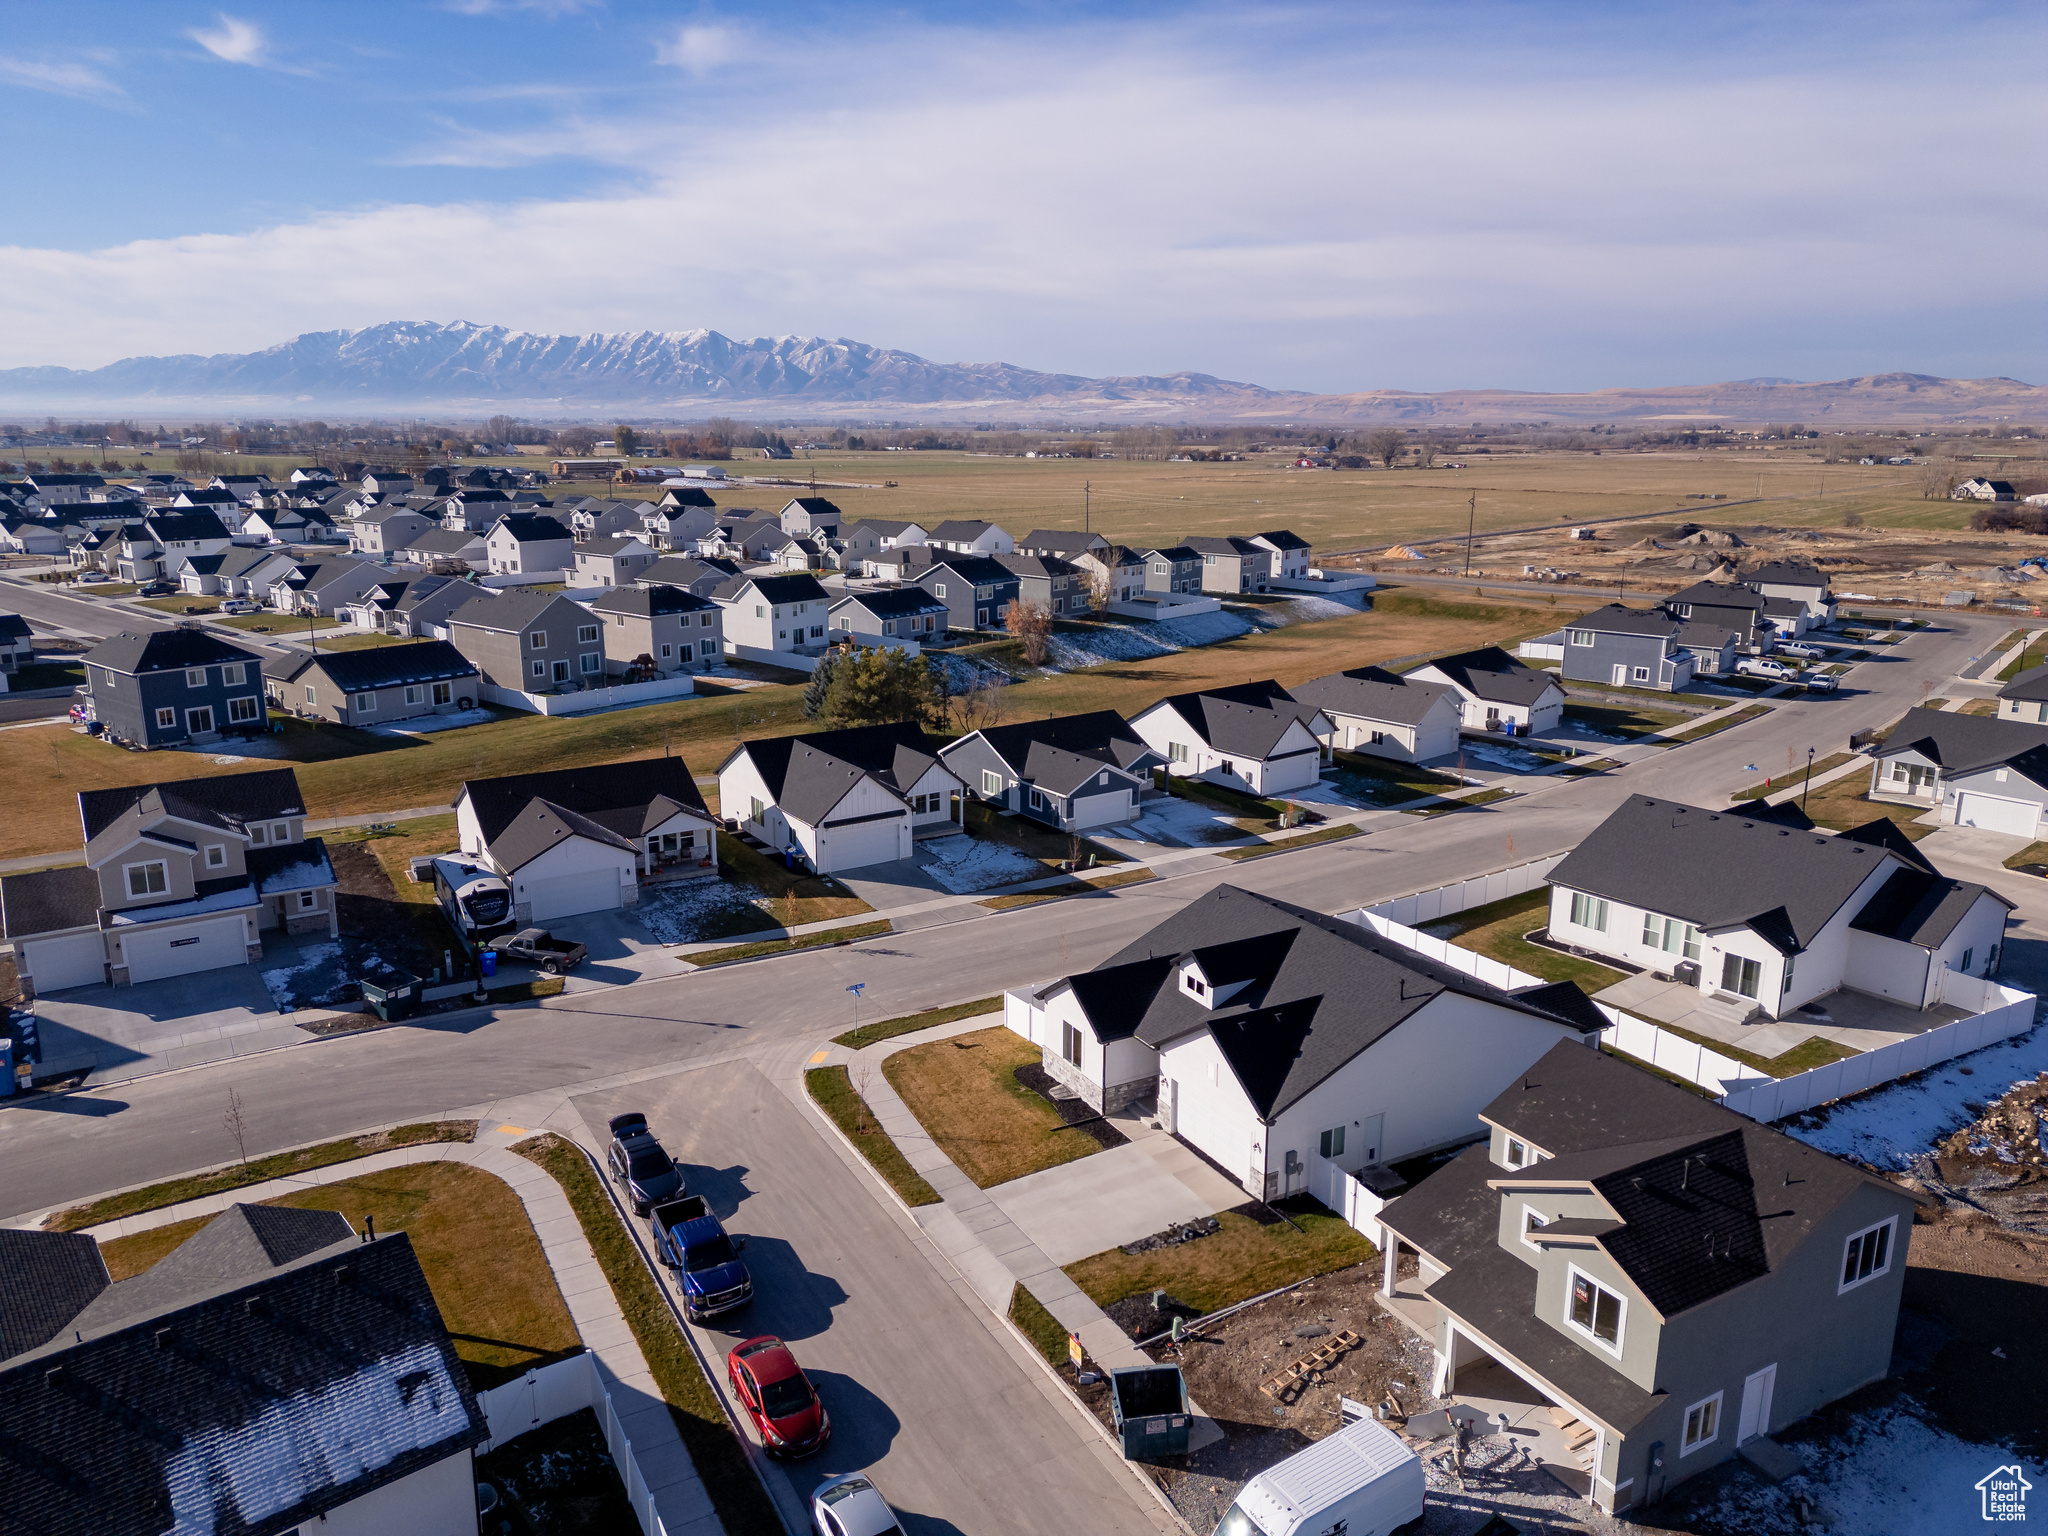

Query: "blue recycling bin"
left=480, top=949, right=498, bottom=978
left=0, top=1038, right=14, bottom=1098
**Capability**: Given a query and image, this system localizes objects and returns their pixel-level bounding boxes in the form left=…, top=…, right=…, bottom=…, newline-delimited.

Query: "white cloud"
left=653, top=22, right=743, bottom=75
left=443, top=0, right=603, bottom=15
left=188, top=12, right=270, bottom=66
left=0, top=57, right=126, bottom=102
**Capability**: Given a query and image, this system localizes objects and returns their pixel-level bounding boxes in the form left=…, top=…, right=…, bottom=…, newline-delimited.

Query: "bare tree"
left=952, top=674, right=1005, bottom=733
left=1005, top=599, right=1054, bottom=665
left=223, top=1086, right=250, bottom=1177
left=1365, top=428, right=1406, bottom=468
left=1083, top=568, right=1113, bottom=617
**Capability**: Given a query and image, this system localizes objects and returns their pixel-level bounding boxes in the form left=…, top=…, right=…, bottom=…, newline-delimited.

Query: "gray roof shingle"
left=82, top=628, right=262, bottom=678
left=1415, top=646, right=1560, bottom=706
left=1288, top=666, right=1455, bottom=727
left=1144, top=679, right=1319, bottom=759
left=1872, top=706, right=2048, bottom=785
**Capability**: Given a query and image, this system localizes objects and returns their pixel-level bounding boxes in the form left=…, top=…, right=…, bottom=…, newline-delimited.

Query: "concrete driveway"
left=542, top=907, right=693, bottom=989
left=31, top=963, right=313, bottom=1086
left=837, top=857, right=946, bottom=911
left=985, top=1121, right=1250, bottom=1265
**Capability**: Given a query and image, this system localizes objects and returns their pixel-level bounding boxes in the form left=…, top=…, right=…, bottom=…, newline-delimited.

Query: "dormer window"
left=1566, top=1267, right=1625, bottom=1355
left=1505, top=1137, right=1529, bottom=1168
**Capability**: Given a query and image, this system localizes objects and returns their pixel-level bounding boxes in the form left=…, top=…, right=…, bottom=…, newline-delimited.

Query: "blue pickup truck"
left=650, top=1195, right=754, bottom=1323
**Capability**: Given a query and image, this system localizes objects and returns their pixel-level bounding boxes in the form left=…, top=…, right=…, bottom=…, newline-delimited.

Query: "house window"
left=1169, top=742, right=1190, bottom=764
left=221, top=664, right=243, bottom=685
left=528, top=631, right=547, bottom=648
left=1721, top=953, right=1763, bottom=998
left=700, top=613, right=714, bottom=627
left=227, top=695, right=261, bottom=724
left=1522, top=1207, right=1550, bottom=1247
left=1028, top=788, right=1046, bottom=810
left=205, top=844, right=226, bottom=869
left=750, top=797, right=766, bottom=823
left=933, top=584, right=946, bottom=599
left=126, top=860, right=169, bottom=897
left=700, top=638, right=718, bottom=656
left=531, top=659, right=546, bottom=678
left=1061, top=1021, right=1083, bottom=1068
left=1505, top=1137, right=1528, bottom=1168
left=250, top=823, right=267, bottom=845
left=185, top=667, right=208, bottom=687
left=1960, top=947, right=1974, bottom=974
left=1568, top=629, right=1594, bottom=646
left=1840, top=1218, right=1894, bottom=1292
left=1319, top=1126, right=1345, bottom=1159
left=1570, top=893, right=1609, bottom=932
left=155, top=706, right=178, bottom=729
left=1566, top=1268, right=1625, bottom=1354
left=580, top=652, right=602, bottom=674
left=1681, top=1392, right=1722, bottom=1456
left=351, top=692, right=375, bottom=713
left=306, top=685, right=317, bottom=704
left=660, top=643, right=673, bottom=657
left=982, top=770, right=1004, bottom=797
left=552, top=660, right=571, bottom=683
left=1632, top=666, right=1650, bottom=682
left=1369, top=729, right=1388, bottom=745
left=298, top=891, right=317, bottom=911
left=578, top=624, right=598, bottom=643
left=405, top=685, right=426, bottom=705
left=1642, top=914, right=1700, bottom=960
left=185, top=706, right=214, bottom=734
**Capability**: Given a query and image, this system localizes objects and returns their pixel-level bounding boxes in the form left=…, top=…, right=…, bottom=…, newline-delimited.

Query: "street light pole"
left=1802, top=745, right=1816, bottom=810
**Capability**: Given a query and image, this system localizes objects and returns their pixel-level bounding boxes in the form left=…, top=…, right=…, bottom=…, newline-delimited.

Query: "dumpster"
left=1109, top=1365, right=1190, bottom=1459
left=359, top=970, right=423, bottom=1022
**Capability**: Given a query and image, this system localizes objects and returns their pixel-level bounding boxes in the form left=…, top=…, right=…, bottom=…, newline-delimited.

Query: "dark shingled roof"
left=1849, top=865, right=2008, bottom=948
left=918, top=554, right=1016, bottom=585
left=0, top=1229, right=108, bottom=1360
left=78, top=766, right=307, bottom=843
left=1743, top=562, right=1828, bottom=589
left=832, top=586, right=949, bottom=619
left=1569, top=603, right=1686, bottom=639
left=1870, top=706, right=2048, bottom=786
left=1289, top=666, right=1456, bottom=728
left=2000, top=662, right=2048, bottom=704
left=945, top=710, right=1157, bottom=797
left=588, top=583, right=719, bottom=619
left=995, top=552, right=1083, bottom=580
left=0, top=862, right=101, bottom=938
left=725, top=721, right=947, bottom=826
left=1670, top=581, right=1767, bottom=612
left=712, top=571, right=832, bottom=604
left=458, top=758, right=709, bottom=848
left=1415, top=646, right=1560, bottom=707
left=491, top=512, right=572, bottom=543
left=1142, top=679, right=1321, bottom=759
left=1835, top=814, right=1938, bottom=873
left=783, top=495, right=842, bottom=519
left=926, top=519, right=1003, bottom=543
left=1255, top=529, right=1311, bottom=551
left=264, top=640, right=476, bottom=693
left=82, top=628, right=262, bottom=677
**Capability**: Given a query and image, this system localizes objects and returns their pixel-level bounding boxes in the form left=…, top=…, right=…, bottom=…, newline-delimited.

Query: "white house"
left=1004, top=884, right=1607, bottom=1195
left=1127, top=679, right=1331, bottom=796
left=1249, top=529, right=1313, bottom=582
left=455, top=759, right=718, bottom=924
left=924, top=518, right=1015, bottom=556
left=1998, top=662, right=2048, bottom=726
left=1952, top=477, right=2015, bottom=502
left=711, top=571, right=834, bottom=658
left=485, top=513, right=575, bottom=577
left=1288, top=665, right=1462, bottom=763
left=1741, top=561, right=1836, bottom=623
left=1546, top=795, right=2014, bottom=1019
left=572, top=533, right=658, bottom=588
left=1866, top=706, right=2048, bottom=841
left=716, top=721, right=964, bottom=874
left=1408, top=646, right=1566, bottom=733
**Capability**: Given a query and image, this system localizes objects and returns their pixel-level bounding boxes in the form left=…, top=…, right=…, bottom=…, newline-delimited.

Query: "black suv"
left=606, top=1112, right=684, bottom=1214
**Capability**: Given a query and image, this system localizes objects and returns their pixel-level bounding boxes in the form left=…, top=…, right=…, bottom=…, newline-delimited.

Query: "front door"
left=1612, top=664, right=1629, bottom=685
left=1358, top=1113, right=1385, bottom=1166
left=1737, top=1363, right=1776, bottom=1443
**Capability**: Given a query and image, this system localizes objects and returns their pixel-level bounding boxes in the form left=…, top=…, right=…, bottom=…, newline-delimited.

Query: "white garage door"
left=821, top=815, right=905, bottom=872
left=1955, top=793, right=2039, bottom=837
left=522, top=867, right=622, bottom=922
left=121, top=916, right=248, bottom=984
left=23, top=932, right=107, bottom=993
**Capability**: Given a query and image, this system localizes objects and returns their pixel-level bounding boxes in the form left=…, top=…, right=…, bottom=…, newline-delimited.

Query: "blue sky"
left=1, top=1, right=2041, bottom=392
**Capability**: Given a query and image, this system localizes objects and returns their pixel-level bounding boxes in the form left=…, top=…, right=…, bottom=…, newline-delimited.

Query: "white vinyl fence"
left=474, top=1351, right=673, bottom=1536
left=1359, top=855, right=1567, bottom=927
left=1342, top=910, right=1550, bottom=994
left=1308, top=1153, right=1390, bottom=1247
left=1595, top=1007, right=1771, bottom=1096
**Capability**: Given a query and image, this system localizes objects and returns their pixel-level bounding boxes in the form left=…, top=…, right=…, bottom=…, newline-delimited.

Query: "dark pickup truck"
left=483, top=927, right=588, bottom=973
left=651, top=1195, right=754, bottom=1323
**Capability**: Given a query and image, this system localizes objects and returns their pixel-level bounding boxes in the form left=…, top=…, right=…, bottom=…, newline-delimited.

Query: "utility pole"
left=1463, top=491, right=1477, bottom=576
left=1084, top=480, right=1091, bottom=534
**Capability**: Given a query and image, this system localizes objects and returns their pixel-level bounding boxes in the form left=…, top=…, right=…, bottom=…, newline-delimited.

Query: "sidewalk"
left=55, top=1127, right=725, bottom=1536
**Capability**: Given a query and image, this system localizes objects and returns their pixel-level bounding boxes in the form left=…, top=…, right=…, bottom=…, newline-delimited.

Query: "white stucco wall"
left=1937, top=892, right=2011, bottom=980
left=1157, top=1029, right=1267, bottom=1195
left=317, top=1449, right=478, bottom=1536
left=1844, top=927, right=1931, bottom=1007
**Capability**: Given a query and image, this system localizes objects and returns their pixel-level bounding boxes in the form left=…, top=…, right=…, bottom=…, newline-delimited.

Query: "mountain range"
left=0, top=321, right=2040, bottom=424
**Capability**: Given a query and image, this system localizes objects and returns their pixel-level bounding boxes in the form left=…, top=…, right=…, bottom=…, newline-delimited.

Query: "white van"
left=1213, top=1417, right=1424, bottom=1536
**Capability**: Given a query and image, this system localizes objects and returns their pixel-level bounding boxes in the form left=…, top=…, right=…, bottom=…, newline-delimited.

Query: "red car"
left=727, top=1336, right=830, bottom=1458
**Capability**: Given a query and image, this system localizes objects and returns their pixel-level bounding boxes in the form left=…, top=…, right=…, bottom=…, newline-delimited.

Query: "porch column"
left=1382, top=1240, right=1399, bottom=1298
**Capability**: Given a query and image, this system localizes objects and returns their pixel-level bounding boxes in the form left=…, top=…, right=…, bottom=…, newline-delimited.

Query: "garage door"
left=522, top=868, right=623, bottom=922
left=1955, top=793, right=2039, bottom=838
left=23, top=932, right=107, bottom=993
left=121, top=916, right=249, bottom=984
left=821, top=815, right=905, bottom=872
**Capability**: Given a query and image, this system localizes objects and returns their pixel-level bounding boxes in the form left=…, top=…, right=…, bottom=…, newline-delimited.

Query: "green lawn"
left=1217, top=824, right=1362, bottom=860
left=805, top=1066, right=940, bottom=1206
left=1999, top=642, right=2047, bottom=681
left=10, top=659, right=83, bottom=690
left=1629, top=1016, right=1859, bottom=1080
left=1324, top=749, right=1465, bottom=807
left=1418, top=888, right=1626, bottom=992
left=1009, top=1284, right=1071, bottom=1366
left=1730, top=751, right=1859, bottom=801
left=834, top=994, right=1004, bottom=1049
left=1406, top=786, right=1513, bottom=816
left=1065, top=1204, right=1376, bottom=1315
left=2003, top=840, right=2048, bottom=871
left=690, top=919, right=891, bottom=965
left=1797, top=769, right=1934, bottom=840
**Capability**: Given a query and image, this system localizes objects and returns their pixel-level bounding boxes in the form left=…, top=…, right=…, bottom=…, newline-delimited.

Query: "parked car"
left=1776, top=641, right=1824, bottom=659
left=483, top=927, right=587, bottom=973
left=605, top=1112, right=684, bottom=1214
left=1736, top=656, right=1793, bottom=680
left=137, top=579, right=176, bottom=597
left=1799, top=671, right=1838, bottom=691
left=220, top=598, right=258, bottom=615
left=651, top=1194, right=753, bottom=1321
left=810, top=1472, right=902, bottom=1536
left=727, top=1336, right=830, bottom=1459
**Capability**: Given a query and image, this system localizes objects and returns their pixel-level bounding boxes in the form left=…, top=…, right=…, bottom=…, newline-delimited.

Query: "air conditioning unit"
left=1673, top=960, right=1702, bottom=987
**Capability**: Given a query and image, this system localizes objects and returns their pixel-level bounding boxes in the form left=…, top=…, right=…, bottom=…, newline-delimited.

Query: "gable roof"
left=0, top=863, right=103, bottom=938
left=140, top=512, right=232, bottom=543
left=1670, top=581, right=1767, bottom=612
left=0, top=1229, right=108, bottom=1359
left=267, top=640, right=477, bottom=694
left=1139, top=679, right=1321, bottom=759
left=995, top=552, right=1082, bottom=580
left=458, top=758, right=709, bottom=848
left=641, top=555, right=740, bottom=587
left=726, top=721, right=950, bottom=826
left=588, top=583, right=719, bottom=619
left=1253, top=529, right=1311, bottom=551
left=1744, top=562, right=1829, bottom=589
left=1143, top=544, right=1202, bottom=562
left=1872, top=706, right=2048, bottom=784
left=1018, top=529, right=1107, bottom=555
left=782, top=496, right=842, bottom=519
left=78, top=766, right=309, bottom=842
left=832, top=587, right=949, bottom=619
left=1414, top=646, right=1561, bottom=706
left=1848, top=865, right=2009, bottom=948
left=1181, top=535, right=1263, bottom=556
left=1057, top=886, right=1595, bottom=1119
left=927, top=518, right=1003, bottom=542
left=490, top=513, right=572, bottom=543
left=578, top=533, right=651, bottom=557
left=448, top=588, right=582, bottom=634
left=1288, top=665, right=1456, bottom=727
left=948, top=710, right=1158, bottom=796
left=403, top=526, right=486, bottom=555
left=918, top=554, right=1015, bottom=585
left=81, top=628, right=262, bottom=677
left=1568, top=603, right=1685, bottom=639
left=711, top=571, right=832, bottom=605
left=1998, top=662, right=2048, bottom=704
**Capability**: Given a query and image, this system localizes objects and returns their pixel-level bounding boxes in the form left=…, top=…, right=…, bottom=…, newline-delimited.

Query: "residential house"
left=346, top=502, right=438, bottom=558
left=288, top=464, right=337, bottom=485
left=911, top=555, right=1022, bottom=633
left=1073, top=544, right=1148, bottom=606
left=391, top=573, right=490, bottom=639
left=115, top=512, right=234, bottom=582
left=361, top=471, right=415, bottom=497
left=865, top=544, right=939, bottom=582
left=0, top=612, right=31, bottom=672
left=1666, top=582, right=1772, bottom=653
left=263, top=641, right=480, bottom=726
left=924, top=518, right=1015, bottom=556
left=336, top=577, right=424, bottom=633
left=177, top=546, right=298, bottom=599
left=170, top=486, right=242, bottom=517
left=1290, top=666, right=1462, bottom=763
left=0, top=1208, right=489, bottom=1531
left=1997, top=662, right=2048, bottom=725
left=834, top=518, right=922, bottom=572
left=639, top=554, right=742, bottom=597
left=712, top=571, right=835, bottom=657
left=779, top=496, right=844, bottom=537
left=21, top=473, right=105, bottom=506
left=717, top=721, right=965, bottom=873
left=1407, top=647, right=1566, bottom=734
left=828, top=586, right=950, bottom=650
left=1378, top=1040, right=1923, bottom=1513
left=1547, top=794, right=2013, bottom=1017
left=1542, top=604, right=1724, bottom=690
left=1004, top=884, right=1606, bottom=1172
left=997, top=551, right=1087, bottom=618
left=1867, top=706, right=2048, bottom=840
left=238, top=503, right=325, bottom=543
left=441, top=487, right=516, bottom=530
left=1741, top=561, right=1836, bottom=624
left=572, top=533, right=658, bottom=588
left=1248, top=529, right=1314, bottom=583
left=643, top=501, right=720, bottom=551
left=208, top=472, right=276, bottom=503
left=586, top=583, right=725, bottom=675
left=1952, top=477, right=2016, bottom=501
left=698, top=517, right=800, bottom=566
left=564, top=499, right=643, bottom=540
left=0, top=517, right=67, bottom=557
left=398, top=525, right=489, bottom=572
left=450, top=590, right=611, bottom=694
left=484, top=513, right=575, bottom=577
left=653, top=484, right=719, bottom=514
left=1127, top=678, right=1330, bottom=795
left=455, top=758, right=718, bottom=921
left=77, top=629, right=267, bottom=749
left=271, top=556, right=388, bottom=618
left=939, top=711, right=1159, bottom=831
left=1141, top=545, right=1204, bottom=596
left=0, top=768, right=336, bottom=994
left=1016, top=529, right=1110, bottom=560
left=1184, top=535, right=1276, bottom=594
left=134, top=471, right=197, bottom=497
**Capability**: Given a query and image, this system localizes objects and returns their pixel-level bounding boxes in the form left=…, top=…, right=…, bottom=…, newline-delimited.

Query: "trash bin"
left=0, top=1039, right=13, bottom=1099
left=479, top=949, right=498, bottom=979
left=359, top=971, right=423, bottom=1022
left=1109, top=1365, right=1191, bottom=1460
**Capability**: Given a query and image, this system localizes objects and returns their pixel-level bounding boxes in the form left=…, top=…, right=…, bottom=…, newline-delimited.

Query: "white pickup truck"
left=1736, top=656, right=1795, bottom=680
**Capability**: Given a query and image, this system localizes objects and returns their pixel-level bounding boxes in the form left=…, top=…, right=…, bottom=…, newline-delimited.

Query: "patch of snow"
left=363, top=707, right=496, bottom=736
left=1457, top=741, right=1551, bottom=773
left=170, top=735, right=290, bottom=759
left=1147, top=610, right=1258, bottom=648
left=935, top=653, right=1015, bottom=692
left=1046, top=626, right=1176, bottom=669
left=915, top=835, right=1049, bottom=893
left=1562, top=719, right=1628, bottom=743
left=1787, top=1024, right=2048, bottom=1168
left=107, top=885, right=259, bottom=925
left=1111, top=795, right=1253, bottom=847
left=262, top=941, right=355, bottom=1011
left=634, top=879, right=773, bottom=945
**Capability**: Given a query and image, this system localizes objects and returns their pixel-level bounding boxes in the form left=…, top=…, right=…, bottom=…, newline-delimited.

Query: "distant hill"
left=0, top=322, right=2039, bottom=423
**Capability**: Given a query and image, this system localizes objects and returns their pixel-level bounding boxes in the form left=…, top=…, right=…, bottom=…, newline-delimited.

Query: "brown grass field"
left=0, top=585, right=1557, bottom=858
